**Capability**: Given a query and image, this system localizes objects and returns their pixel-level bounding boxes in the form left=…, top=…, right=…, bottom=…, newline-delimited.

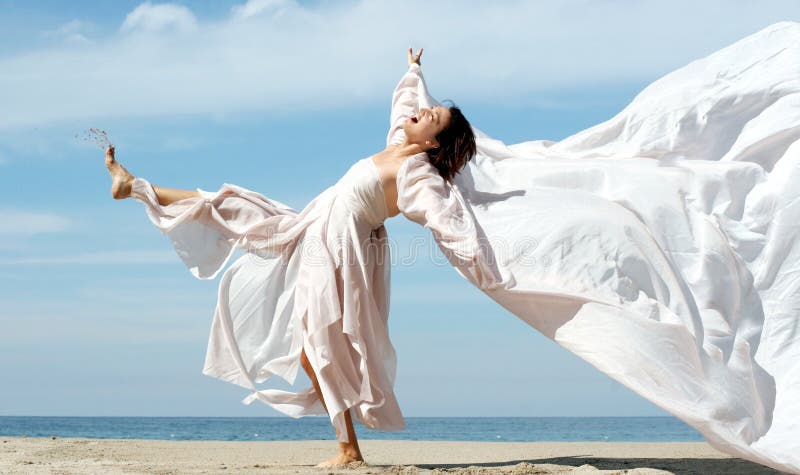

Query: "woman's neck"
left=393, top=141, right=427, bottom=158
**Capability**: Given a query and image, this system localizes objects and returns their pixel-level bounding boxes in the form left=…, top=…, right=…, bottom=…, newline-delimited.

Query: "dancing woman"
left=104, top=48, right=480, bottom=467
left=106, top=22, right=800, bottom=473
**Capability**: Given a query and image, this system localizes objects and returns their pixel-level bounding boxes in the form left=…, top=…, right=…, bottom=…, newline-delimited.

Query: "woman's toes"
left=314, top=453, right=365, bottom=468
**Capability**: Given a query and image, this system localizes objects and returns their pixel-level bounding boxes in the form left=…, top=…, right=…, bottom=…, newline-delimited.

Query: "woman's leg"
left=151, top=185, right=200, bottom=206
left=105, top=146, right=200, bottom=205
left=300, top=349, right=364, bottom=467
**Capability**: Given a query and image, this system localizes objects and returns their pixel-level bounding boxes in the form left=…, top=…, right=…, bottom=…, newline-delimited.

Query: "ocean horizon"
left=0, top=416, right=704, bottom=443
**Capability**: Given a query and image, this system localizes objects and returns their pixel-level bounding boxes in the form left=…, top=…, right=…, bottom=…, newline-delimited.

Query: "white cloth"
left=395, top=21, right=799, bottom=473
left=132, top=157, right=403, bottom=442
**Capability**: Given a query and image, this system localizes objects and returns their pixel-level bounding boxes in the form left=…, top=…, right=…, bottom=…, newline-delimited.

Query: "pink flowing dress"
left=133, top=21, right=800, bottom=473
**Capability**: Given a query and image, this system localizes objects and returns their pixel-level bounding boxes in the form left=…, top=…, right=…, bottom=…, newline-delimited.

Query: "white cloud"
left=120, top=2, right=198, bottom=34
left=46, top=19, right=92, bottom=45
left=231, top=0, right=296, bottom=20
left=0, top=1, right=798, bottom=128
left=0, top=210, right=70, bottom=235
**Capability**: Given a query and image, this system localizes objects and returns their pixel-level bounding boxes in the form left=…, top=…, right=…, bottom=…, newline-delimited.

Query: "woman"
left=104, top=48, right=480, bottom=467
left=108, top=22, right=800, bottom=473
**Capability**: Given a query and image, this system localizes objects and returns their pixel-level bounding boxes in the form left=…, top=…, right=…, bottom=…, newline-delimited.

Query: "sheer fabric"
left=131, top=20, right=800, bottom=471
left=395, top=22, right=800, bottom=473
left=132, top=154, right=402, bottom=443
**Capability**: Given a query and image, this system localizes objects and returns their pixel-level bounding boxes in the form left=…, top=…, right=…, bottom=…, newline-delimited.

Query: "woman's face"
left=403, top=106, right=452, bottom=150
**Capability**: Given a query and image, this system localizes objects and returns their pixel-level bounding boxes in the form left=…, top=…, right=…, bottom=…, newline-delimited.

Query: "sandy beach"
left=0, top=438, right=782, bottom=474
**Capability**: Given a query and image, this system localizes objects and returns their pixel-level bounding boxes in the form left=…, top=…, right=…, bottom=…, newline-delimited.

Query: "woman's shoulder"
left=372, top=147, right=428, bottom=168
left=398, top=151, right=433, bottom=171
left=396, top=152, right=444, bottom=193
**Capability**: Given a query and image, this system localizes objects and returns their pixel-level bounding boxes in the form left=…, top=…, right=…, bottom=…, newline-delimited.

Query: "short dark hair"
left=426, top=103, right=476, bottom=183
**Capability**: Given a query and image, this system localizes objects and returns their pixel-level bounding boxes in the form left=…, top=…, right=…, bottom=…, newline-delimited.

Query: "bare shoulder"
left=371, top=147, right=405, bottom=167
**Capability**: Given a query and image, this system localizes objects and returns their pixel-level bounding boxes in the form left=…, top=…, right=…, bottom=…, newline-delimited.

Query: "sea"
left=0, top=417, right=703, bottom=442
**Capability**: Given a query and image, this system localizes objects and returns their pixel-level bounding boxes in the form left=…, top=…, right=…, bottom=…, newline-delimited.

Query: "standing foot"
left=315, top=451, right=365, bottom=468
left=105, top=146, right=134, bottom=199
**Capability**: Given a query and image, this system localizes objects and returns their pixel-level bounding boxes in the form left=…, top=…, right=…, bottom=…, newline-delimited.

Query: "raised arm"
left=386, top=48, right=439, bottom=147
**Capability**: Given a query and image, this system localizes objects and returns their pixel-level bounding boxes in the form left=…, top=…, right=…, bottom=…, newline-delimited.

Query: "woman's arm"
left=386, top=48, right=427, bottom=147
left=396, top=154, right=505, bottom=291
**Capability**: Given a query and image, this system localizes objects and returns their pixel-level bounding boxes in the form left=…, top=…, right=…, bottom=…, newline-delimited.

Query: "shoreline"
left=0, top=437, right=781, bottom=474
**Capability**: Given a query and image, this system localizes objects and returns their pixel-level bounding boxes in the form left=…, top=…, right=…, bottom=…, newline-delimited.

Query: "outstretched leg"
left=300, top=349, right=364, bottom=467
left=104, top=146, right=199, bottom=205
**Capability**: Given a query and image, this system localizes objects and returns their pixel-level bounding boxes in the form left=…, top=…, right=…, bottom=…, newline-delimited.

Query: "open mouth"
left=410, top=116, right=418, bottom=123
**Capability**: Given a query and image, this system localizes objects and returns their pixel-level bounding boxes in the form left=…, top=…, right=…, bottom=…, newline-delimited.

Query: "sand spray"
left=76, top=128, right=114, bottom=150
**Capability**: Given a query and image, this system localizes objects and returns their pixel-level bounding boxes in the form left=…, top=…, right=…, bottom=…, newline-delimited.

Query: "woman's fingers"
left=408, top=47, right=423, bottom=65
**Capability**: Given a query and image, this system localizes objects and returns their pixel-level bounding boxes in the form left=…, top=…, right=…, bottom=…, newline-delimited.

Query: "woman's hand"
left=407, top=47, right=423, bottom=66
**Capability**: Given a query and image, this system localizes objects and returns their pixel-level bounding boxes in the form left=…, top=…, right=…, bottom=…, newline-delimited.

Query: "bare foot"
left=105, top=146, right=134, bottom=199
left=315, top=451, right=365, bottom=468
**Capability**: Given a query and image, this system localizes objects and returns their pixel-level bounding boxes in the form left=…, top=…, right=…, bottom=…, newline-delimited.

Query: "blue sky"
left=1, top=1, right=799, bottom=420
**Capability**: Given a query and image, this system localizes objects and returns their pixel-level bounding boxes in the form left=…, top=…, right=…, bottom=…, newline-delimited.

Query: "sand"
left=0, top=437, right=783, bottom=474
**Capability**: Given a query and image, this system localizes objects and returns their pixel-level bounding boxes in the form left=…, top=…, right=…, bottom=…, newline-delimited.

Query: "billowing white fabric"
left=130, top=20, right=799, bottom=472
left=396, top=21, right=799, bottom=473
